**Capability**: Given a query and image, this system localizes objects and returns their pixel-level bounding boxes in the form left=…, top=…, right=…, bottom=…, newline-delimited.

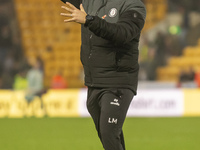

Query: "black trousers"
left=87, top=87, right=134, bottom=150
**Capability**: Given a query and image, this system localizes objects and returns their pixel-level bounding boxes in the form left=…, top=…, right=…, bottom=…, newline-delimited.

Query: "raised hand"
left=60, top=2, right=87, bottom=24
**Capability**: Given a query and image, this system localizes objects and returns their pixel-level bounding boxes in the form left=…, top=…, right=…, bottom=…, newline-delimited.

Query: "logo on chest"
left=109, top=8, right=117, bottom=17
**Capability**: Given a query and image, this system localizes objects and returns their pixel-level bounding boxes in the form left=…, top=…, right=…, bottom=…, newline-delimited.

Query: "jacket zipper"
left=88, top=1, right=107, bottom=87
left=88, top=33, right=93, bottom=87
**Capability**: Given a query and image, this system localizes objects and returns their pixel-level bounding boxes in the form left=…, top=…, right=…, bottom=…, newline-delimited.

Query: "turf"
left=0, top=117, right=199, bottom=150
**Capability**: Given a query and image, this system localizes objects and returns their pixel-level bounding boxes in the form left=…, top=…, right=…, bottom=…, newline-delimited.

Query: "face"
left=33, top=61, right=40, bottom=69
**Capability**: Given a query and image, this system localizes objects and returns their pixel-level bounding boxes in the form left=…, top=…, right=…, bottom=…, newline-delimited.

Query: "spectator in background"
left=188, top=67, right=195, bottom=81
left=179, top=68, right=195, bottom=82
left=4, top=51, right=15, bottom=73
left=36, top=57, right=44, bottom=72
left=0, top=22, right=12, bottom=48
left=51, top=70, right=67, bottom=89
left=25, top=60, right=44, bottom=105
left=0, top=0, right=25, bottom=89
left=0, top=7, right=12, bottom=64
left=138, top=36, right=150, bottom=80
left=154, top=31, right=167, bottom=67
left=179, top=69, right=190, bottom=82
left=13, top=68, right=28, bottom=90
left=145, top=31, right=168, bottom=80
left=178, top=67, right=196, bottom=88
left=195, top=71, right=200, bottom=88
left=0, top=76, right=2, bottom=89
left=1, top=51, right=15, bottom=89
left=0, top=63, right=3, bottom=88
left=0, top=0, right=24, bottom=61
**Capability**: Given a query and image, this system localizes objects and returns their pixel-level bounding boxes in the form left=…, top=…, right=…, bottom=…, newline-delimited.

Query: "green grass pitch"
left=0, top=117, right=199, bottom=150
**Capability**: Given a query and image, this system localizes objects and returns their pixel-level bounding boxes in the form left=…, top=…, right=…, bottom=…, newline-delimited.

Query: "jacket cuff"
left=84, top=15, right=96, bottom=27
left=86, top=16, right=101, bottom=30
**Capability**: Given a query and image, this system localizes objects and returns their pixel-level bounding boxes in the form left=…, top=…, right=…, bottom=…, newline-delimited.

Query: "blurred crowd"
left=0, top=0, right=26, bottom=89
left=138, top=0, right=200, bottom=84
left=139, top=31, right=184, bottom=80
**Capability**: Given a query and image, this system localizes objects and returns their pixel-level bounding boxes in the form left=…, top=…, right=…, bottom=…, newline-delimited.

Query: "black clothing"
left=81, top=0, right=146, bottom=95
left=81, top=1, right=146, bottom=149
left=60, top=0, right=146, bottom=94
left=61, top=0, right=146, bottom=150
left=87, top=87, right=134, bottom=150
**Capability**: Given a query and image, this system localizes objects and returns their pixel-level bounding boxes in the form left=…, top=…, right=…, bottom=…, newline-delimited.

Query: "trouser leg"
left=86, top=88, right=102, bottom=140
left=120, top=131, right=125, bottom=150
left=99, top=89, right=133, bottom=150
left=87, top=88, right=134, bottom=150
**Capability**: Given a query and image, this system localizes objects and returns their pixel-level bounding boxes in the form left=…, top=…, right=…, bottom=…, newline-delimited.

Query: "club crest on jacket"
left=109, top=8, right=117, bottom=17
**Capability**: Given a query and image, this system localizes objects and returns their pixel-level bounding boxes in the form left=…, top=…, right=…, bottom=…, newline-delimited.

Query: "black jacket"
left=63, top=0, right=146, bottom=94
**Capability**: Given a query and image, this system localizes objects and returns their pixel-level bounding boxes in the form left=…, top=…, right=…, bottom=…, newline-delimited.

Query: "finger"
left=61, top=6, right=73, bottom=12
left=64, top=18, right=75, bottom=23
left=66, top=2, right=76, bottom=10
left=80, top=4, right=85, bottom=12
left=60, top=13, right=73, bottom=17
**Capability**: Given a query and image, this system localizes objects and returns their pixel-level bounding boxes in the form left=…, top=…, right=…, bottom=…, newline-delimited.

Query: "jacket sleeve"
left=60, top=0, right=81, bottom=9
left=86, top=10, right=145, bottom=45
